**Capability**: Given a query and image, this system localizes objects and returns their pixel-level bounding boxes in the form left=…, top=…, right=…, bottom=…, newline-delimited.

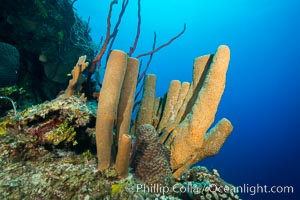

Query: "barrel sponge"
left=131, top=124, right=172, bottom=185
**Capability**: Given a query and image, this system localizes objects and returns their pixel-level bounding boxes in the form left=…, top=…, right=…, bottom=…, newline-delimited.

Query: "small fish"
left=67, top=73, right=72, bottom=77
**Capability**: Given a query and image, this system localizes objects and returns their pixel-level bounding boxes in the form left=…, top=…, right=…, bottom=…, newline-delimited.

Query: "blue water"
left=75, top=1, right=300, bottom=199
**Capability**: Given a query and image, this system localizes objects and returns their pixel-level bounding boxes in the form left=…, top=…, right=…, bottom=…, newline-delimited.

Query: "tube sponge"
left=169, top=45, right=232, bottom=178
left=117, top=57, right=139, bottom=142
left=96, top=50, right=127, bottom=171
left=135, top=74, right=157, bottom=133
left=115, top=134, right=132, bottom=178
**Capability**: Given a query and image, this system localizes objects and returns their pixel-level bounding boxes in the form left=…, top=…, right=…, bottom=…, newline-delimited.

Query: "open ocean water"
left=75, top=1, right=300, bottom=199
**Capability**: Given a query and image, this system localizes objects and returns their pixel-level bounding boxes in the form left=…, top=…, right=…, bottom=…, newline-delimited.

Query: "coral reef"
left=0, top=45, right=239, bottom=199
left=4, top=95, right=96, bottom=147
left=179, top=166, right=240, bottom=200
left=0, top=130, right=239, bottom=199
left=0, top=130, right=114, bottom=199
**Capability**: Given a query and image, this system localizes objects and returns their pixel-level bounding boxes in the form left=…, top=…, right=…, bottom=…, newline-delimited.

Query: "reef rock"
left=4, top=95, right=97, bottom=148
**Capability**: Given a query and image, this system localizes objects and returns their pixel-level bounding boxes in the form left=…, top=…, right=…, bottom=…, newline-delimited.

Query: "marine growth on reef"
left=0, top=44, right=239, bottom=199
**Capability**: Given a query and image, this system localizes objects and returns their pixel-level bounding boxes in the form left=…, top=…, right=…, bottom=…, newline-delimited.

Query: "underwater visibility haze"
left=0, top=0, right=300, bottom=199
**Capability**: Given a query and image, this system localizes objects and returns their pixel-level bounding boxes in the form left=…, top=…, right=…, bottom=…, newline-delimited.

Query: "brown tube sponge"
left=160, top=82, right=190, bottom=143
left=96, top=50, right=127, bottom=171
left=157, top=80, right=181, bottom=133
left=182, top=54, right=213, bottom=118
left=135, top=74, right=156, bottom=133
left=152, top=97, right=162, bottom=128
left=172, top=118, right=233, bottom=179
left=162, top=55, right=212, bottom=145
left=197, top=118, right=233, bottom=160
left=170, top=45, right=231, bottom=178
left=192, top=54, right=212, bottom=89
left=189, top=45, right=230, bottom=143
left=116, top=57, right=139, bottom=142
left=172, top=82, right=191, bottom=118
left=115, top=134, right=132, bottom=178
left=163, top=55, right=212, bottom=147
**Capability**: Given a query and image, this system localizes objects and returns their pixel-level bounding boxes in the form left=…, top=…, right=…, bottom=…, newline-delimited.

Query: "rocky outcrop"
left=0, top=0, right=94, bottom=100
